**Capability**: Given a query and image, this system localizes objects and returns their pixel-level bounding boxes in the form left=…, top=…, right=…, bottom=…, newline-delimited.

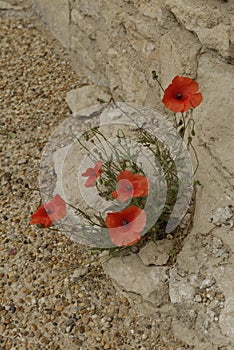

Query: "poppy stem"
left=152, top=71, right=165, bottom=92
left=65, top=202, right=105, bottom=228
left=181, top=113, right=186, bottom=139
left=189, top=141, right=199, bottom=176
left=185, top=116, right=195, bottom=132
left=174, top=113, right=178, bottom=129
left=70, top=126, right=100, bottom=164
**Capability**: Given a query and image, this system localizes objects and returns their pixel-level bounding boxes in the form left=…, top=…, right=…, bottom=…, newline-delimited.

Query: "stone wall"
left=31, top=0, right=233, bottom=106
left=31, top=1, right=234, bottom=349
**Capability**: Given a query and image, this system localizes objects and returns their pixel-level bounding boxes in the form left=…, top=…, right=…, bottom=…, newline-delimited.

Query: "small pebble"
left=194, top=295, right=202, bottom=303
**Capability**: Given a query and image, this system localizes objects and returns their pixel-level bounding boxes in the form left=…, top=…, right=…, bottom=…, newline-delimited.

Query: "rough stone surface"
left=210, top=206, right=233, bottom=229
left=66, top=85, right=111, bottom=114
left=166, top=0, right=234, bottom=61
left=0, top=0, right=31, bottom=18
left=22, top=0, right=234, bottom=348
left=32, top=0, right=70, bottom=48
left=31, top=0, right=234, bottom=102
left=103, top=254, right=169, bottom=309
left=139, top=240, right=173, bottom=266
left=63, top=11, right=234, bottom=350
left=169, top=267, right=196, bottom=304
left=160, top=26, right=201, bottom=88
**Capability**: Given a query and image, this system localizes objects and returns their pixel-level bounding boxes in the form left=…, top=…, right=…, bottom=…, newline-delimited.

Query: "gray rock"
left=32, top=0, right=70, bottom=48
left=103, top=254, right=169, bottom=308
left=139, top=240, right=173, bottom=266
left=169, top=267, right=195, bottom=304
left=210, top=206, right=233, bottom=228
left=172, top=320, right=200, bottom=347
left=66, top=85, right=110, bottom=114
left=214, top=266, right=234, bottom=339
left=160, top=26, right=201, bottom=88
left=71, top=267, right=89, bottom=281
left=200, top=276, right=215, bottom=289
left=166, top=0, right=233, bottom=60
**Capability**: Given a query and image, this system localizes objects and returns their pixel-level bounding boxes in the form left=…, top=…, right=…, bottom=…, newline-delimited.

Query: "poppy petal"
left=45, top=194, right=67, bottom=221
left=30, top=194, right=66, bottom=228
left=105, top=212, right=124, bottom=228
left=105, top=206, right=146, bottom=247
left=84, top=176, right=97, bottom=187
left=109, top=228, right=141, bottom=247
left=94, top=160, right=102, bottom=175
left=124, top=206, right=146, bottom=232
left=82, top=161, right=102, bottom=187
left=132, top=177, right=149, bottom=197
left=162, top=97, right=185, bottom=113
left=112, top=179, right=134, bottom=202
left=117, top=170, right=135, bottom=182
left=81, top=168, right=95, bottom=177
left=190, top=93, right=202, bottom=109
left=114, top=170, right=149, bottom=201
left=30, top=205, right=53, bottom=228
left=162, top=76, right=202, bottom=113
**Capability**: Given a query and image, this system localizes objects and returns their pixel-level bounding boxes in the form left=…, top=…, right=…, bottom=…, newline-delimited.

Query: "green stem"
left=189, top=141, right=199, bottom=176
left=66, top=201, right=104, bottom=228
left=181, top=112, right=186, bottom=139
left=152, top=71, right=165, bottom=92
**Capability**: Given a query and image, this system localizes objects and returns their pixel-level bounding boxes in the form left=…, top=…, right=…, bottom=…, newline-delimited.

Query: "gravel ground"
left=0, top=6, right=188, bottom=350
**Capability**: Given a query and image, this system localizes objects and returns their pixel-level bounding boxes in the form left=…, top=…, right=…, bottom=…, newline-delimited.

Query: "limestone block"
left=166, top=0, right=233, bottom=59
left=72, top=0, right=100, bottom=19
left=99, top=0, right=121, bottom=24
left=71, top=9, right=96, bottom=40
left=139, top=240, right=173, bottom=266
left=66, top=85, right=110, bottom=114
left=103, top=254, right=169, bottom=307
left=172, top=320, right=211, bottom=348
left=214, top=266, right=234, bottom=339
left=178, top=53, right=234, bottom=235
left=194, top=343, right=218, bottom=350
left=160, top=26, right=201, bottom=89
left=134, top=13, right=166, bottom=41
left=137, top=0, right=165, bottom=20
left=71, top=36, right=96, bottom=71
left=96, top=31, right=111, bottom=55
left=196, top=53, right=234, bottom=182
left=166, top=0, right=222, bottom=29
left=214, top=229, right=234, bottom=255
left=196, top=23, right=231, bottom=59
left=105, top=52, right=148, bottom=104
left=32, top=0, right=70, bottom=48
left=169, top=267, right=195, bottom=304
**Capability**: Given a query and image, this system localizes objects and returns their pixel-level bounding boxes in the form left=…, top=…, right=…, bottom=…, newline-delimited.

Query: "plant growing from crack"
left=30, top=74, right=202, bottom=252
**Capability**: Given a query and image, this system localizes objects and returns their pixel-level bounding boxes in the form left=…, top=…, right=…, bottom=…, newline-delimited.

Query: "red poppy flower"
left=81, top=160, right=102, bottom=187
left=162, top=76, right=202, bottom=113
left=112, top=170, right=149, bottom=202
left=30, top=194, right=66, bottom=228
left=105, top=206, right=146, bottom=246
